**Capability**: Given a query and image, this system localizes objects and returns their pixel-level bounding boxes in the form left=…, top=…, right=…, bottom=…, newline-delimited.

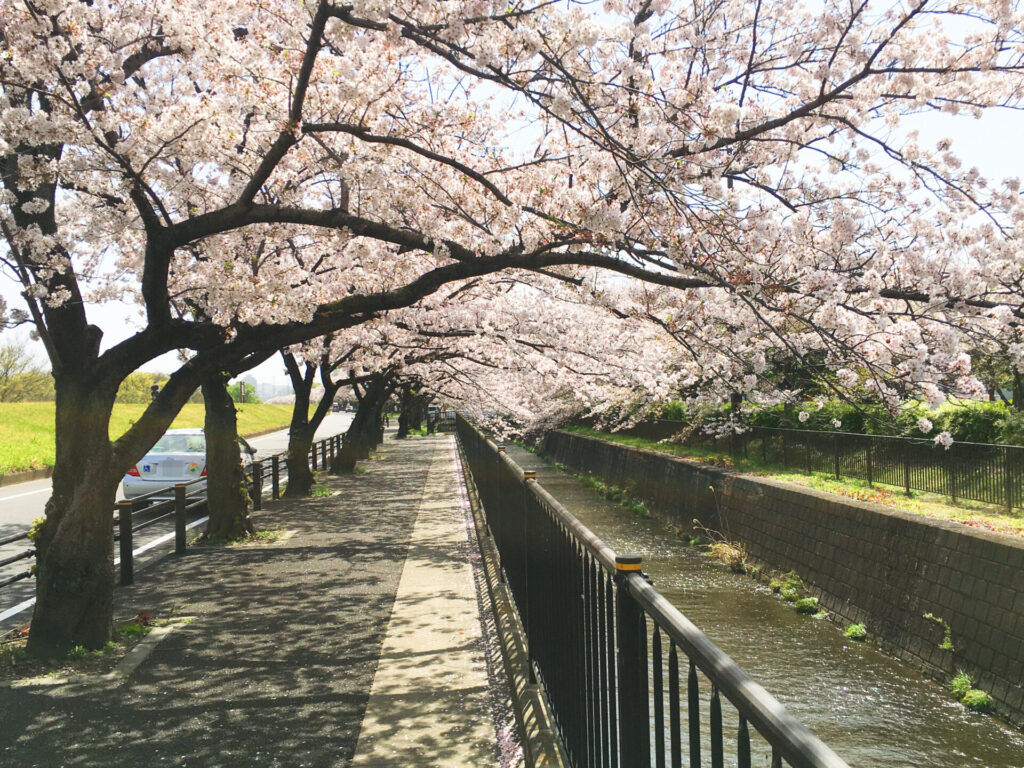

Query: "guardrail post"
left=311, top=443, right=318, bottom=471
left=329, top=436, right=335, bottom=464
left=252, top=460, right=263, bottom=511
left=175, top=485, right=187, bottom=554
left=117, top=500, right=134, bottom=585
left=615, top=554, right=649, bottom=768
left=271, top=455, right=280, bottom=500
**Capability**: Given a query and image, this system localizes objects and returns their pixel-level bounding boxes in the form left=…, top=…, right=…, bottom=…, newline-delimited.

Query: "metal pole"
left=252, top=460, right=263, bottom=511
left=903, top=440, right=911, bottom=496
left=615, top=554, right=649, bottom=768
left=271, top=455, right=280, bottom=500
left=117, top=500, right=134, bottom=585
left=866, top=438, right=873, bottom=487
left=175, top=485, right=187, bottom=555
left=523, top=470, right=536, bottom=684
left=1004, top=446, right=1013, bottom=512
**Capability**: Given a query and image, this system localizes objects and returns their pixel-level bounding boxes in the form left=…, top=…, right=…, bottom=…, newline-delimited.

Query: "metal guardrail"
left=457, top=415, right=850, bottom=768
left=622, top=420, right=1024, bottom=510
left=0, top=433, right=344, bottom=598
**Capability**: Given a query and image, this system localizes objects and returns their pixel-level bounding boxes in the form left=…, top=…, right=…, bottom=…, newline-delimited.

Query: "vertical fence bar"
left=669, top=643, right=681, bottom=768
left=737, top=715, right=751, bottom=768
left=616, top=556, right=649, bottom=768
left=311, top=443, right=318, bottom=471
left=688, top=660, right=701, bottom=768
left=523, top=470, right=536, bottom=683
left=252, top=460, right=263, bottom=511
left=866, top=438, right=873, bottom=486
left=710, top=683, right=724, bottom=768
left=322, top=439, right=328, bottom=468
left=903, top=441, right=912, bottom=496
left=117, top=500, right=134, bottom=586
left=1004, top=446, right=1013, bottom=512
left=833, top=434, right=840, bottom=479
left=654, top=626, right=665, bottom=768
left=175, top=485, right=187, bottom=555
left=271, top=455, right=280, bottom=500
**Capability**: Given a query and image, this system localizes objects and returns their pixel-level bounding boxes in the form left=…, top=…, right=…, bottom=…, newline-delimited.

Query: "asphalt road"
left=0, top=412, right=352, bottom=628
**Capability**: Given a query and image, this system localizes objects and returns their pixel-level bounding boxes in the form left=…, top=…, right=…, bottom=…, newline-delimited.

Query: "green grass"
left=565, top=425, right=1024, bottom=539
left=0, top=402, right=294, bottom=475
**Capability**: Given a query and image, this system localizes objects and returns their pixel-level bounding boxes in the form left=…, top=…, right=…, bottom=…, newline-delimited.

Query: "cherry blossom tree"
left=3, top=0, right=1024, bottom=658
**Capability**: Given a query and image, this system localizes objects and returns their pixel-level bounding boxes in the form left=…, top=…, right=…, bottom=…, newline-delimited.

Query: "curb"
left=0, top=466, right=53, bottom=487
left=0, top=618, right=192, bottom=691
left=456, top=440, right=567, bottom=768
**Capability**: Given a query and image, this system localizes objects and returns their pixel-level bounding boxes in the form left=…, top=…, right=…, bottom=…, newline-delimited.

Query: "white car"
left=122, top=428, right=257, bottom=502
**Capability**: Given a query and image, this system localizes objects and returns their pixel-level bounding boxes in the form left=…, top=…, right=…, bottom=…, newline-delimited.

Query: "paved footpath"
left=0, top=435, right=519, bottom=767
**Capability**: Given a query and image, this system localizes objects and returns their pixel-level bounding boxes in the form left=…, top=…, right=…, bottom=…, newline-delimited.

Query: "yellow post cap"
left=615, top=554, right=643, bottom=572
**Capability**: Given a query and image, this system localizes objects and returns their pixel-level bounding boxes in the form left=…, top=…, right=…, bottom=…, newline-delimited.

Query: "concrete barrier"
left=544, top=429, right=1024, bottom=725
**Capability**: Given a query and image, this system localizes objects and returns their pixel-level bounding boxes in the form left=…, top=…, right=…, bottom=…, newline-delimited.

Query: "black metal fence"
left=457, top=415, right=850, bottom=768
left=622, top=420, right=1024, bottom=510
left=0, top=433, right=344, bottom=601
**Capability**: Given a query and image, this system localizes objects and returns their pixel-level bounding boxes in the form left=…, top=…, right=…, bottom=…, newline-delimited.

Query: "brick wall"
left=544, top=430, right=1024, bottom=724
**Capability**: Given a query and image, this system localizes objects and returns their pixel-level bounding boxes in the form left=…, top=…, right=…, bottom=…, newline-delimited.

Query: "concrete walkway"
left=0, top=435, right=519, bottom=767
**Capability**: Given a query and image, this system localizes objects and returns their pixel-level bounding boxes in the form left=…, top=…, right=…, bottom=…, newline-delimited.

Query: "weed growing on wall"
left=923, top=612, right=955, bottom=651
left=844, top=623, right=868, bottom=641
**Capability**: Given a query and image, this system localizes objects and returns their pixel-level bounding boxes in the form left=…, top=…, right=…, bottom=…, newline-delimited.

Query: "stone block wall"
left=544, top=430, right=1024, bottom=724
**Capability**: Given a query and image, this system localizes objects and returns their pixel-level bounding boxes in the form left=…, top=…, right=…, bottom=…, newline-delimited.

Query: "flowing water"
left=503, top=444, right=1024, bottom=768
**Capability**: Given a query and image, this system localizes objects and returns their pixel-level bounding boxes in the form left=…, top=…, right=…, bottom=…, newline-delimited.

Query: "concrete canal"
left=503, top=444, right=1024, bottom=767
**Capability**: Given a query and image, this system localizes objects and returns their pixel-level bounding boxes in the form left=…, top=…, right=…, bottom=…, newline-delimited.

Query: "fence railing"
left=0, top=432, right=344, bottom=603
left=621, top=420, right=1024, bottom=510
left=457, top=415, right=850, bottom=768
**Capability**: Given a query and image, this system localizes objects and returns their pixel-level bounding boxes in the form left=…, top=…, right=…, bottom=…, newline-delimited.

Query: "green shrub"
left=950, top=670, right=973, bottom=699
left=794, top=597, right=819, bottom=614
left=844, top=623, right=868, bottom=641
left=941, top=402, right=1007, bottom=444
left=995, top=409, right=1024, bottom=446
left=961, top=689, right=993, bottom=713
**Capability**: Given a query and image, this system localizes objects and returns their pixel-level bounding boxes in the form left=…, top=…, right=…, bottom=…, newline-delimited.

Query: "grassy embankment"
left=0, top=402, right=294, bottom=475
left=564, top=425, right=1024, bottom=539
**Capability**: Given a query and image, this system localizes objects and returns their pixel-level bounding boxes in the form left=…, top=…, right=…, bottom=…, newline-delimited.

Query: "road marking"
left=0, top=487, right=50, bottom=503
left=0, top=597, right=35, bottom=623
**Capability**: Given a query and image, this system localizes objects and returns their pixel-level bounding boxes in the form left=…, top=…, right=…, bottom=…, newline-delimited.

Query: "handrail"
left=625, top=573, right=849, bottom=768
left=457, top=414, right=851, bottom=768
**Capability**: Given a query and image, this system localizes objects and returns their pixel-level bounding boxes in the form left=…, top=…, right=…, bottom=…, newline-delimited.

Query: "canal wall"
left=543, top=430, right=1024, bottom=724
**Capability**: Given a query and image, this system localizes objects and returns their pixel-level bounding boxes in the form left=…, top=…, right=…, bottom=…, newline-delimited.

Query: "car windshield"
left=149, top=434, right=205, bottom=454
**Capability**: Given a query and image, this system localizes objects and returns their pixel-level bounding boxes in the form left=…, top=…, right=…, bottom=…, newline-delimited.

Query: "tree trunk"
left=28, top=377, right=121, bottom=656
left=1015, top=371, right=1023, bottom=412
left=201, top=377, right=253, bottom=542
left=284, top=425, right=316, bottom=497
left=332, top=376, right=391, bottom=473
